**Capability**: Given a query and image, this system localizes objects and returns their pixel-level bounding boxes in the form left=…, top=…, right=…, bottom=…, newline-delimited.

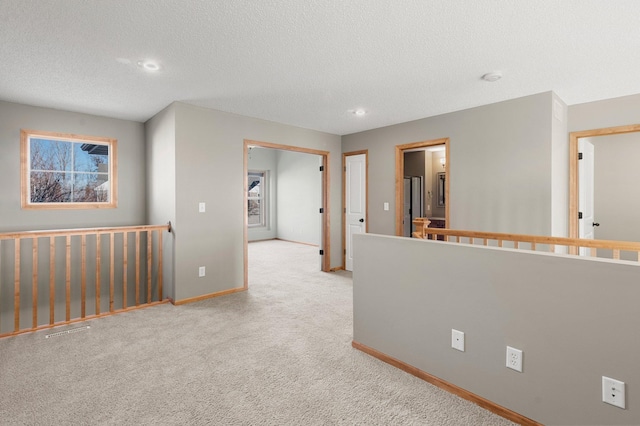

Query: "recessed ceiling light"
left=352, top=109, right=367, bottom=116
left=481, top=72, right=502, bottom=82
left=137, top=60, right=160, bottom=72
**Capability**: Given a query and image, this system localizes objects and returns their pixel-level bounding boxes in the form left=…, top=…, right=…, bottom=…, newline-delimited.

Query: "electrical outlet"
left=198, top=202, right=206, bottom=213
left=198, top=266, right=206, bottom=277
left=602, top=376, right=626, bottom=409
left=506, top=346, right=523, bottom=372
left=451, top=329, right=465, bottom=351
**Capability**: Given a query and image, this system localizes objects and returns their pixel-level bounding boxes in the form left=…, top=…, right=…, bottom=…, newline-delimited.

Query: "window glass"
left=21, top=130, right=117, bottom=209
left=248, top=171, right=265, bottom=227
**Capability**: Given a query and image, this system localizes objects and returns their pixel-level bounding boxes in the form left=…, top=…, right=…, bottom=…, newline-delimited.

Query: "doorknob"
left=359, top=218, right=364, bottom=223
left=593, top=222, right=600, bottom=227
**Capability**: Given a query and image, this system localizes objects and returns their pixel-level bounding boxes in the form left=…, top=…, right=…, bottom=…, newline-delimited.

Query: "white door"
left=579, top=139, right=595, bottom=255
left=345, top=154, right=367, bottom=271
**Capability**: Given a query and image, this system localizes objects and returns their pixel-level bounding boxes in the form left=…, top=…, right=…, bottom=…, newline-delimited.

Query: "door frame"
left=244, top=139, right=331, bottom=289
left=343, top=150, right=368, bottom=270
left=395, top=138, right=449, bottom=236
left=568, top=124, right=640, bottom=239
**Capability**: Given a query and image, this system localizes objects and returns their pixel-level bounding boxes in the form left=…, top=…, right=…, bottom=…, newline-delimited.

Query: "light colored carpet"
left=0, top=239, right=515, bottom=425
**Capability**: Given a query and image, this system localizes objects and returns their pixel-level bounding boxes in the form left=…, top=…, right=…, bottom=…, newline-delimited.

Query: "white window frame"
left=20, top=129, right=118, bottom=209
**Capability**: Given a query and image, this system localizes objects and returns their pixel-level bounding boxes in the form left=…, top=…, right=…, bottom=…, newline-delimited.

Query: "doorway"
left=395, top=138, right=450, bottom=236
left=243, top=140, right=330, bottom=288
left=569, top=124, right=640, bottom=244
left=343, top=151, right=368, bottom=271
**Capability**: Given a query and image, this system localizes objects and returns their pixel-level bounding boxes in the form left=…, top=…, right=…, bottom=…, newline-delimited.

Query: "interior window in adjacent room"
left=247, top=171, right=266, bottom=227
left=20, top=129, right=117, bottom=209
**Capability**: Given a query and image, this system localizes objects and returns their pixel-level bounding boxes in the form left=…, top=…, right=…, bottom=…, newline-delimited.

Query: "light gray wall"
left=592, top=133, right=640, bottom=245
left=342, top=92, right=556, bottom=236
left=551, top=93, right=568, bottom=238
left=276, top=150, right=322, bottom=246
left=354, top=233, right=640, bottom=426
left=568, top=93, right=640, bottom=132
left=0, top=100, right=147, bottom=232
left=424, top=151, right=434, bottom=215
left=159, top=102, right=341, bottom=302
left=145, top=104, right=176, bottom=300
left=247, top=147, right=277, bottom=241
left=430, top=151, right=445, bottom=219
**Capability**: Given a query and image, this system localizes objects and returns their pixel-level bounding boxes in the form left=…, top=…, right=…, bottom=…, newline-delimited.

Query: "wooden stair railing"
left=0, top=223, right=171, bottom=338
left=412, top=218, right=640, bottom=261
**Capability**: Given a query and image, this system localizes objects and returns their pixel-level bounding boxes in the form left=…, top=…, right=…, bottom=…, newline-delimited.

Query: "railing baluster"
left=469, top=237, right=474, bottom=245
left=613, top=249, right=620, bottom=260
left=590, top=247, right=597, bottom=257
left=66, top=235, right=71, bottom=322
left=514, top=241, right=519, bottom=249
left=531, top=242, right=536, bottom=251
left=549, top=244, right=555, bottom=253
left=483, top=238, right=488, bottom=246
left=32, top=239, right=38, bottom=329
left=14, top=239, right=21, bottom=332
left=158, top=230, right=163, bottom=301
left=135, top=231, right=140, bottom=306
left=0, top=224, right=169, bottom=338
left=81, top=235, right=86, bottom=319
left=498, top=240, right=503, bottom=248
left=49, top=237, right=55, bottom=325
left=147, top=231, right=152, bottom=303
left=96, top=234, right=101, bottom=315
left=123, top=232, right=128, bottom=309
left=110, top=232, right=115, bottom=312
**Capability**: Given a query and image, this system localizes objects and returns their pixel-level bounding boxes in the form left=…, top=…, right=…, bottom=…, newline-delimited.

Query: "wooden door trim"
left=395, top=138, right=449, bottom=236
left=568, top=124, right=640, bottom=239
left=343, top=150, right=369, bottom=270
left=244, top=140, right=331, bottom=289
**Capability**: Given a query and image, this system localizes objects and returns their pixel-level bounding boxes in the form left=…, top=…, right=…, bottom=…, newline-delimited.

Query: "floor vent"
left=45, top=325, right=91, bottom=339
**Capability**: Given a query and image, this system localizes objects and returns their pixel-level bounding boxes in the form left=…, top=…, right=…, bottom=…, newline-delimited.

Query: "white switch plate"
left=506, top=346, right=523, bottom=372
left=451, top=329, right=465, bottom=352
left=199, top=202, right=206, bottom=213
left=383, top=202, right=389, bottom=211
left=602, top=376, right=626, bottom=409
left=198, top=266, right=206, bottom=277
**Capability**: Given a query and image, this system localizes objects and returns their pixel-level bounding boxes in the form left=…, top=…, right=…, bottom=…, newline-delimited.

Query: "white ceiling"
left=1, top=0, right=639, bottom=135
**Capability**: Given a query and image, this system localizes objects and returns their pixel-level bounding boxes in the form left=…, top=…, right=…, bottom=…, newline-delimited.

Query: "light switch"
left=199, top=202, right=206, bottom=213
left=383, top=202, right=389, bottom=211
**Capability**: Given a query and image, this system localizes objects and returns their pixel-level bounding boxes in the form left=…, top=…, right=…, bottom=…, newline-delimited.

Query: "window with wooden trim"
left=247, top=171, right=266, bottom=227
left=21, top=130, right=117, bottom=209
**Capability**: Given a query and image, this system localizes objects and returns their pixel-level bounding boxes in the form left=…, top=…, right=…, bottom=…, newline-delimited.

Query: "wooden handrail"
left=418, top=228, right=640, bottom=251
left=0, top=223, right=170, bottom=240
left=0, top=223, right=171, bottom=338
left=412, top=221, right=640, bottom=261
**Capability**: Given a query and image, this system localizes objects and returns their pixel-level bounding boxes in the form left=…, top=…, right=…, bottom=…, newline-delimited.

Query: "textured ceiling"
left=1, top=0, right=639, bottom=135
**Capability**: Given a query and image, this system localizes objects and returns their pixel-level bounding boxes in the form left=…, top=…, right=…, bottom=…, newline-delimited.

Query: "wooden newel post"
left=412, top=217, right=431, bottom=238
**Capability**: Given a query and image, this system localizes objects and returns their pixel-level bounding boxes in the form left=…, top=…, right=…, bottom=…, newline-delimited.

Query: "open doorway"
left=395, top=138, right=450, bottom=236
left=569, top=124, right=640, bottom=258
left=243, top=140, right=330, bottom=288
